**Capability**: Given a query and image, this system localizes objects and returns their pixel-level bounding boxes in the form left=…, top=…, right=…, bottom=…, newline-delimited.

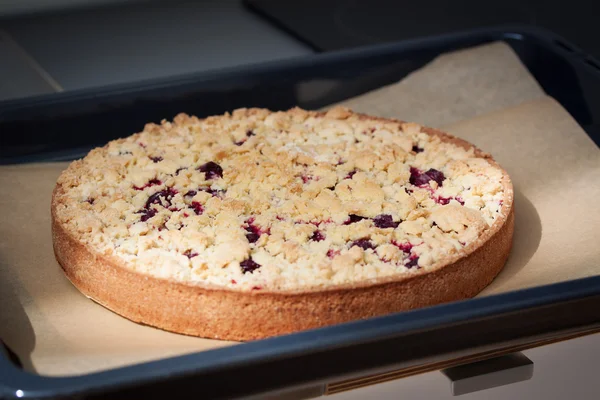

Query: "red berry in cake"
left=326, top=249, right=340, bottom=258
left=392, top=240, right=413, bottom=253
left=190, top=201, right=204, bottom=215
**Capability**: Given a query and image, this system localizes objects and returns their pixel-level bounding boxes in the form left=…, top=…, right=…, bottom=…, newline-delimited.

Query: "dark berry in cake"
left=406, top=256, right=419, bottom=269
left=310, top=230, right=325, bottom=242
left=425, top=169, right=445, bottom=186
left=198, top=161, right=223, bottom=179
left=409, top=167, right=430, bottom=186
left=240, top=258, right=261, bottom=274
left=344, top=170, right=357, bottom=179
left=183, top=249, right=198, bottom=259
left=138, top=208, right=157, bottom=222
left=190, top=201, right=204, bottom=215
left=409, top=167, right=445, bottom=187
left=373, top=214, right=400, bottom=229
left=145, top=187, right=177, bottom=208
left=244, top=218, right=266, bottom=243
left=345, top=214, right=367, bottom=224
left=350, top=238, right=375, bottom=250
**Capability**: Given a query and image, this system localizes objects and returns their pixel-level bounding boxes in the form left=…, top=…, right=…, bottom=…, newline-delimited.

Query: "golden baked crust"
left=52, top=107, right=514, bottom=340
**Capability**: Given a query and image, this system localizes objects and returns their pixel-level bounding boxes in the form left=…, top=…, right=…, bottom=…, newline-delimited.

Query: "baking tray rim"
left=1, top=23, right=599, bottom=399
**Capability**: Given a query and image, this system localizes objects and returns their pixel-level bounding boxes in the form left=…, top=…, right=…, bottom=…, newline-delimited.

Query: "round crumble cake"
left=52, top=106, right=514, bottom=341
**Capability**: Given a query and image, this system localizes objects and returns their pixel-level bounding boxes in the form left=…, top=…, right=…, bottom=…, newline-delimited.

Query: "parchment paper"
left=1, top=42, right=599, bottom=377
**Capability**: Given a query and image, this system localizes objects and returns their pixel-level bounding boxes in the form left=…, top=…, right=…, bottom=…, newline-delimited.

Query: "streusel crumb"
left=54, top=107, right=507, bottom=291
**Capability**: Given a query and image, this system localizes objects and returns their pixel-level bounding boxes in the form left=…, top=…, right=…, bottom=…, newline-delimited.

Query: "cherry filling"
left=310, top=230, right=325, bottom=242
left=134, top=178, right=162, bottom=191
left=350, top=238, right=375, bottom=250
left=240, top=257, right=261, bottom=274
left=246, top=130, right=255, bottom=137
left=344, top=214, right=367, bottom=224
left=183, top=249, right=198, bottom=259
left=85, top=197, right=95, bottom=205
left=412, top=145, right=424, bottom=153
left=373, top=214, right=400, bottom=228
left=409, top=167, right=445, bottom=187
left=175, top=167, right=187, bottom=175
left=198, top=161, right=223, bottom=180
left=150, top=156, right=163, bottom=163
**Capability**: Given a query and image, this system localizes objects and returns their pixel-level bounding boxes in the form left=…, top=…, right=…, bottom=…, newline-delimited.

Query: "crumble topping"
left=54, top=107, right=508, bottom=291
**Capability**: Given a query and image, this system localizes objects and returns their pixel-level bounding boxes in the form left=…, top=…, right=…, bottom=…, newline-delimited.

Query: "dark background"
left=247, top=0, right=600, bottom=58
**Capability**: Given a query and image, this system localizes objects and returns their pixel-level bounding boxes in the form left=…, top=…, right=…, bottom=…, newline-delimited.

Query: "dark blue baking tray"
left=1, top=25, right=599, bottom=399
